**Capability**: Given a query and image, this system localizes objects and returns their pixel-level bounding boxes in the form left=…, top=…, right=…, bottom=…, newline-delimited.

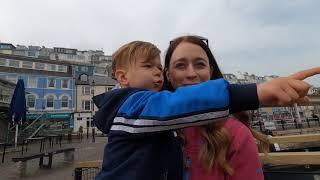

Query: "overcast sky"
left=1, top=0, right=319, bottom=86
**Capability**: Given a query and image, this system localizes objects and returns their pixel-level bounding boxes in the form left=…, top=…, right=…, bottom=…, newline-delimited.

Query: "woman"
left=163, top=35, right=269, bottom=179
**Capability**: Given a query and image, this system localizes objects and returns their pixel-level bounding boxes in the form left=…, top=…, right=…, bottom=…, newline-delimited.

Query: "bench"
left=21, top=137, right=46, bottom=155
left=12, top=152, right=45, bottom=177
left=46, top=134, right=63, bottom=148
left=41, top=147, right=75, bottom=168
left=12, top=147, right=75, bottom=177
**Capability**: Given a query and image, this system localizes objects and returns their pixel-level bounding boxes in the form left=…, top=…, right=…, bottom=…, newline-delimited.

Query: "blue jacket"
left=93, top=78, right=258, bottom=180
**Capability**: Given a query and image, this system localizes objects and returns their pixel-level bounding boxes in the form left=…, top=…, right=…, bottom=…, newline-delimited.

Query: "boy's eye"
left=143, top=64, right=152, bottom=68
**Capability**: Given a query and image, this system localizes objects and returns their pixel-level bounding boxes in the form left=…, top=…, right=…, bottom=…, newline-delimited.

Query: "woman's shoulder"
left=225, top=117, right=249, bottom=133
left=224, top=117, right=254, bottom=147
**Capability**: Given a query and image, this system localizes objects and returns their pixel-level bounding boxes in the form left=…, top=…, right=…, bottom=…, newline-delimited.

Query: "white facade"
left=74, top=83, right=115, bottom=133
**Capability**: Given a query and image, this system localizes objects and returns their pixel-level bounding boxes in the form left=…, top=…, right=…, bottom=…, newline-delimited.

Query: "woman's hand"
left=257, top=67, right=320, bottom=106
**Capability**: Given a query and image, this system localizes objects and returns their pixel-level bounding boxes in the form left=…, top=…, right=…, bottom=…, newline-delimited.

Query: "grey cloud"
left=0, top=0, right=319, bottom=85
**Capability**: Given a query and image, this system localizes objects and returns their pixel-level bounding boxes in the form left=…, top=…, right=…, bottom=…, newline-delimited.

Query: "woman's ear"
left=210, top=66, right=214, bottom=77
left=165, top=68, right=171, bottom=81
left=115, top=69, right=129, bottom=87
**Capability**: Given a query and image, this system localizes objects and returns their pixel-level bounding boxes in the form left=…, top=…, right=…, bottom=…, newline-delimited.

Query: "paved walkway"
left=0, top=136, right=107, bottom=180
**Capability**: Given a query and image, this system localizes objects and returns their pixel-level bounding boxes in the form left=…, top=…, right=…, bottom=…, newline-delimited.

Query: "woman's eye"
left=175, top=63, right=186, bottom=69
left=195, top=63, right=206, bottom=68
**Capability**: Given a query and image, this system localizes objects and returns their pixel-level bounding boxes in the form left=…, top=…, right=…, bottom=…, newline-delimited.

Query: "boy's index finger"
left=288, top=67, right=320, bottom=80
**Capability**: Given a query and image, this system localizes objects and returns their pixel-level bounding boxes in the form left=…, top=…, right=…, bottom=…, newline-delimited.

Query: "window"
left=82, top=86, right=91, bottom=95
left=91, top=121, right=95, bottom=127
left=62, top=79, right=69, bottom=88
left=57, top=65, right=67, bottom=72
left=0, top=58, right=7, bottom=66
left=77, top=117, right=82, bottom=121
left=68, top=54, right=77, bottom=60
left=86, top=120, right=90, bottom=127
left=46, top=95, right=54, bottom=108
left=65, top=49, right=75, bottom=54
left=48, top=78, right=55, bottom=88
left=22, top=61, right=33, bottom=69
left=61, top=96, right=68, bottom=108
left=35, top=62, right=45, bottom=70
left=47, top=64, right=56, bottom=71
left=28, top=51, right=36, bottom=57
left=105, top=87, right=113, bottom=92
left=7, top=75, right=17, bottom=83
left=82, top=100, right=91, bottom=111
left=8, top=60, right=20, bottom=68
left=80, top=74, right=88, bottom=82
left=78, top=55, right=85, bottom=60
left=28, top=76, right=37, bottom=88
left=27, top=95, right=36, bottom=108
left=81, top=66, right=88, bottom=71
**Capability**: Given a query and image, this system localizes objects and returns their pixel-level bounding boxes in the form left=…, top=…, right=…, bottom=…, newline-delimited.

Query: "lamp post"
left=91, top=79, right=95, bottom=143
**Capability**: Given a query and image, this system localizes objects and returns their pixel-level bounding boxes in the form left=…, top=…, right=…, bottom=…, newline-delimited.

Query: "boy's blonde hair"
left=111, top=41, right=161, bottom=79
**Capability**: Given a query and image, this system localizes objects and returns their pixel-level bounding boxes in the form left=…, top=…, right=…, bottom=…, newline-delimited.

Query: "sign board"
left=27, top=113, right=71, bottom=120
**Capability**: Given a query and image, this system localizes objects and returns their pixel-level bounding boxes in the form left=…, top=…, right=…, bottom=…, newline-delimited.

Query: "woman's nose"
left=186, top=65, right=197, bottom=78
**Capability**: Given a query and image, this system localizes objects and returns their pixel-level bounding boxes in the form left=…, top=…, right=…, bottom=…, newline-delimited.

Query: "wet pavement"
left=0, top=136, right=107, bottom=180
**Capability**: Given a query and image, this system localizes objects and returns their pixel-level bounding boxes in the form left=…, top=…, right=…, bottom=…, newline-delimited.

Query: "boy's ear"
left=115, top=69, right=129, bottom=87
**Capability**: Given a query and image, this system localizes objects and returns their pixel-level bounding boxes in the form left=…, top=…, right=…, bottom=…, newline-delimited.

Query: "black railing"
left=74, top=167, right=101, bottom=180
left=251, top=117, right=320, bottom=133
left=264, top=165, right=320, bottom=180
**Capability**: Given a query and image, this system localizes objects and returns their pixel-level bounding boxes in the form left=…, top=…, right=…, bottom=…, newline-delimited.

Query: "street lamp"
left=91, top=79, right=95, bottom=142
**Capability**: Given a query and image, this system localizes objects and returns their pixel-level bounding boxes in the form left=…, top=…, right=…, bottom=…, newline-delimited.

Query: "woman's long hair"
left=163, top=35, right=269, bottom=175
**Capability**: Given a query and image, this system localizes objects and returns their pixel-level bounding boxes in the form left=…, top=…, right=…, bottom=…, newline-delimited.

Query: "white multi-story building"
left=50, top=47, right=108, bottom=64
left=73, top=75, right=116, bottom=133
left=223, top=73, right=238, bottom=84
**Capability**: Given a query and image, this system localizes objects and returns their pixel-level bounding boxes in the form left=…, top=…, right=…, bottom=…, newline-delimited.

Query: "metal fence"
left=251, top=117, right=320, bottom=133
left=264, top=165, right=320, bottom=180
left=73, top=161, right=320, bottom=180
left=74, top=167, right=101, bottom=180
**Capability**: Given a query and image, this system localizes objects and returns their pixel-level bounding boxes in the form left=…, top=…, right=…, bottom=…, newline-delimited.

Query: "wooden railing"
left=260, top=152, right=320, bottom=165
left=74, top=134, right=320, bottom=179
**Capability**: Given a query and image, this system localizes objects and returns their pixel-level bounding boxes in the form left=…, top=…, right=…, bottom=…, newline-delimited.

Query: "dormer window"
left=80, top=74, right=88, bottom=82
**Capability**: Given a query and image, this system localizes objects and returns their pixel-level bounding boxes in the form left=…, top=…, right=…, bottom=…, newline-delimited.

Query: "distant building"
left=0, top=54, right=75, bottom=128
left=0, top=43, right=16, bottom=55
left=93, top=55, right=112, bottom=77
left=73, top=75, right=116, bottom=133
left=223, top=73, right=238, bottom=84
left=0, top=78, right=16, bottom=141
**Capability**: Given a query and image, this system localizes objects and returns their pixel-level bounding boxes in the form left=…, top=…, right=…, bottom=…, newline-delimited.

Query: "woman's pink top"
left=182, top=117, right=264, bottom=180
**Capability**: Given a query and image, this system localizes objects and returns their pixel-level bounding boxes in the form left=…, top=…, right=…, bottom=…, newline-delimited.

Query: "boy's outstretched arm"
left=107, top=79, right=258, bottom=133
left=94, top=67, right=319, bottom=134
left=257, top=67, right=320, bottom=106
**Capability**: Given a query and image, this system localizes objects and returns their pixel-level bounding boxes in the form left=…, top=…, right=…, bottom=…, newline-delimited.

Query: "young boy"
left=94, top=41, right=183, bottom=180
left=93, top=40, right=319, bottom=180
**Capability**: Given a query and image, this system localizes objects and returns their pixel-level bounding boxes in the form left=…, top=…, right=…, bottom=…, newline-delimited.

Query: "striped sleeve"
left=111, top=78, right=230, bottom=133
